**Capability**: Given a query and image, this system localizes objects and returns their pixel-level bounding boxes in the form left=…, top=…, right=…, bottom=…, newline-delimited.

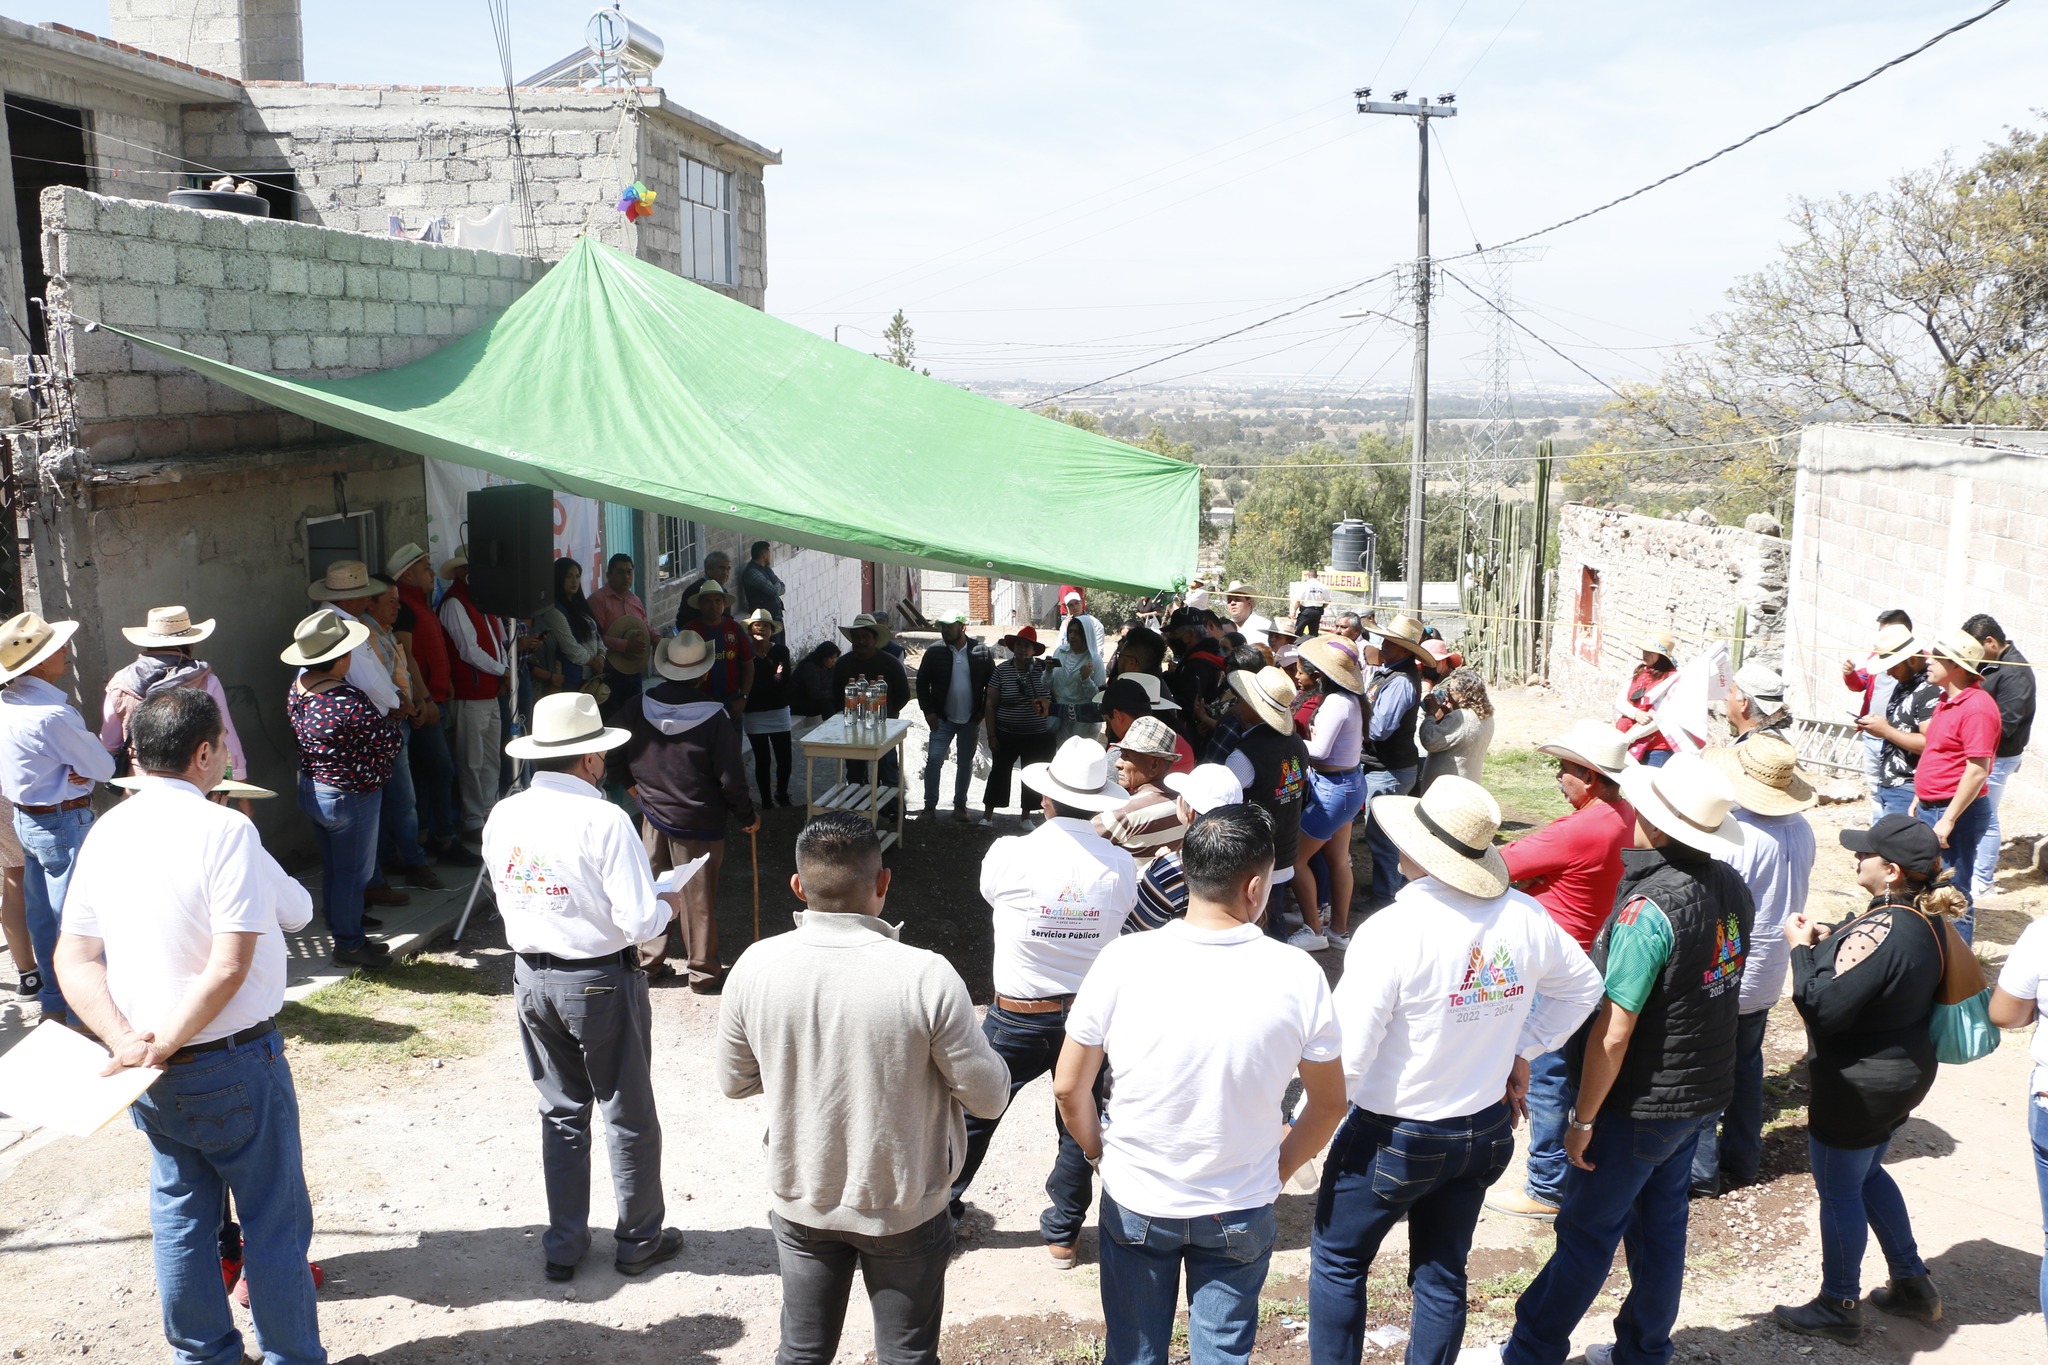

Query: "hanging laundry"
left=447, top=205, right=514, bottom=254
left=385, top=213, right=446, bottom=243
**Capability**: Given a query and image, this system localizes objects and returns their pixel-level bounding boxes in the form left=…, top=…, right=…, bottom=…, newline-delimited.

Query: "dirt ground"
left=2, top=685, right=2046, bottom=1363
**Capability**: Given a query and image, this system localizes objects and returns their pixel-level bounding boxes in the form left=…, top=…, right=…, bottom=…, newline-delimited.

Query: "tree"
left=877, top=309, right=928, bottom=376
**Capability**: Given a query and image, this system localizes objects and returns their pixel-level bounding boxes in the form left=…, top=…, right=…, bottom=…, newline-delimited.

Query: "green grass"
left=280, top=959, right=496, bottom=1068
left=1471, top=1268, right=1538, bottom=1304
left=1050, top=1338, right=1105, bottom=1365
left=1258, top=1297, right=1309, bottom=1324
left=1486, top=746, right=1574, bottom=833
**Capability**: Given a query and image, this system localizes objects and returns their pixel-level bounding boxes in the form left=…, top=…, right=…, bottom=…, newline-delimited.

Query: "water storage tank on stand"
left=1331, top=519, right=1375, bottom=573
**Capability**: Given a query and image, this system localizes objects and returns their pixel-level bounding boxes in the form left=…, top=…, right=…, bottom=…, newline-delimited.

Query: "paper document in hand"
left=655, top=855, right=710, bottom=896
left=0, top=1021, right=161, bottom=1136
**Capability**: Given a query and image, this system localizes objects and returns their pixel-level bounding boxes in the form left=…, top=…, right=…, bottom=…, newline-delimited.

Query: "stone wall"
left=1547, top=504, right=1789, bottom=719
left=106, top=0, right=303, bottom=83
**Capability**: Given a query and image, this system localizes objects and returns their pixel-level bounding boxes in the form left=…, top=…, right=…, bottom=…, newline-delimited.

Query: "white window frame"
left=656, top=515, right=702, bottom=583
left=678, top=155, right=736, bottom=286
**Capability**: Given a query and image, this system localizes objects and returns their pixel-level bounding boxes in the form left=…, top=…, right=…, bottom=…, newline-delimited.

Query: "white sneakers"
left=1324, top=927, right=1352, bottom=950
left=1288, top=927, right=1329, bottom=952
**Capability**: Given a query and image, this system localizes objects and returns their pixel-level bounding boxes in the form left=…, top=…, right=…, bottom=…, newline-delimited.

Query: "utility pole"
left=1356, top=87, right=1456, bottom=615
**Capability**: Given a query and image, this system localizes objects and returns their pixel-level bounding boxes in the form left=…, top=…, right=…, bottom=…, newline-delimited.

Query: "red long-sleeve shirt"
left=1501, top=796, right=1636, bottom=949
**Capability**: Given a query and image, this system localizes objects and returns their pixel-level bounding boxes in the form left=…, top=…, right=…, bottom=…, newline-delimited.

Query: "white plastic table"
left=798, top=715, right=912, bottom=851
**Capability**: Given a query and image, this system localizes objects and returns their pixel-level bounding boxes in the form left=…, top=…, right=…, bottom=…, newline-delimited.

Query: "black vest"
left=1362, top=658, right=1421, bottom=772
left=1233, top=725, right=1308, bottom=872
left=1571, top=844, right=1756, bottom=1121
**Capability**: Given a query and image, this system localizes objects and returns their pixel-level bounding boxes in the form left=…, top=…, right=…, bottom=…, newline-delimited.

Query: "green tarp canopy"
left=102, top=235, right=1200, bottom=593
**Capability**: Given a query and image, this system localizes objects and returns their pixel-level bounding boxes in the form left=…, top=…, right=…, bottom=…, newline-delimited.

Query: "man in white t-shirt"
left=952, top=737, right=1136, bottom=1264
left=1311, top=777, right=1602, bottom=1365
left=1990, top=919, right=2048, bottom=1326
left=1055, top=804, right=1347, bottom=1365
left=54, top=689, right=324, bottom=1364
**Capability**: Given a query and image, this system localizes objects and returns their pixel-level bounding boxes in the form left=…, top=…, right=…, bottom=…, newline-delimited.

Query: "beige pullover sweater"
left=717, top=911, right=1010, bottom=1235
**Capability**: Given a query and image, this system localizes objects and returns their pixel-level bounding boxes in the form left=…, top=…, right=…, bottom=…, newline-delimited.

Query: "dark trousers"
left=513, top=955, right=665, bottom=1267
left=950, top=1004, right=1095, bottom=1246
left=408, top=713, right=458, bottom=844
left=771, top=1209, right=952, bottom=1365
left=1310, top=1103, right=1515, bottom=1365
left=751, top=730, right=793, bottom=801
left=984, top=730, right=1056, bottom=815
left=1692, top=1009, right=1770, bottom=1190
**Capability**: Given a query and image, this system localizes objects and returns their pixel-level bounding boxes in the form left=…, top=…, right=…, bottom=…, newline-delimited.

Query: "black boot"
left=1772, top=1294, right=1864, bottom=1344
left=1871, top=1274, right=1943, bottom=1322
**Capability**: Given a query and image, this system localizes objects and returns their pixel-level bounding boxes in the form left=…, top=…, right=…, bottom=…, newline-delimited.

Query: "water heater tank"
left=586, top=8, right=665, bottom=77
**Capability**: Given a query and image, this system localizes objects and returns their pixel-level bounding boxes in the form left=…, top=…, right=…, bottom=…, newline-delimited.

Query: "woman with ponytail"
left=1772, top=813, right=1953, bottom=1344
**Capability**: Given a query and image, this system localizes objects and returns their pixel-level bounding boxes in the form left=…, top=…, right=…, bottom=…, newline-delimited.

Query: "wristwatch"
left=1566, top=1108, right=1595, bottom=1134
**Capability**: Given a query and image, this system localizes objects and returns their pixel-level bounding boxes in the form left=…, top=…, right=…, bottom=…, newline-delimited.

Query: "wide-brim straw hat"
left=1538, top=719, right=1629, bottom=777
left=686, top=577, right=734, bottom=610
left=742, top=607, right=781, bottom=633
left=839, top=612, right=893, bottom=646
left=1227, top=665, right=1298, bottom=736
left=1297, top=636, right=1366, bottom=694
left=1638, top=630, right=1678, bottom=660
left=122, top=605, right=217, bottom=649
left=608, top=615, right=651, bottom=674
left=1020, top=736, right=1130, bottom=812
left=280, top=608, right=369, bottom=668
left=1617, top=751, right=1744, bottom=855
left=507, top=691, right=632, bottom=760
left=111, top=774, right=277, bottom=799
left=655, top=629, right=715, bottom=681
left=1707, top=734, right=1816, bottom=815
left=0, top=613, right=79, bottom=683
left=1377, top=613, right=1425, bottom=649
left=1371, top=775, right=1510, bottom=898
left=438, top=547, right=470, bottom=579
left=1928, top=627, right=1985, bottom=676
left=1870, top=622, right=1919, bottom=672
left=1223, top=580, right=1256, bottom=600
left=306, top=559, right=391, bottom=602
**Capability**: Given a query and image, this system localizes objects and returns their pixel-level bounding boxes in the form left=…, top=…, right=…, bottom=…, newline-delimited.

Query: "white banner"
left=422, top=459, right=603, bottom=591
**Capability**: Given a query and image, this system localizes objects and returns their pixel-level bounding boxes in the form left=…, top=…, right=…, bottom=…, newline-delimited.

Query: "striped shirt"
left=1127, top=850, right=1187, bottom=933
left=990, top=660, right=1054, bottom=736
left=1092, top=783, right=1187, bottom=861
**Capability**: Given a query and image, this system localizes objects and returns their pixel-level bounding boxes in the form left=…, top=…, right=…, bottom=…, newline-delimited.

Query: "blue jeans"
left=17, top=805, right=93, bottom=1018
left=1692, top=1009, right=1770, bottom=1190
left=1098, top=1190, right=1275, bottom=1365
left=1972, top=755, right=2022, bottom=897
left=1871, top=784, right=1914, bottom=823
left=408, top=715, right=458, bottom=843
left=922, top=716, right=977, bottom=811
left=130, top=1029, right=324, bottom=1365
left=1523, top=1046, right=1574, bottom=1206
left=950, top=1004, right=1094, bottom=1245
left=376, top=728, right=428, bottom=873
left=1810, top=1134, right=1927, bottom=1300
left=2029, top=1092, right=2048, bottom=1321
left=297, top=776, right=381, bottom=952
left=1361, top=766, right=1416, bottom=910
left=1506, top=1115, right=1701, bottom=1365
left=1641, top=748, right=1673, bottom=768
left=1311, top=1103, right=1515, bottom=1365
left=1917, top=796, right=1992, bottom=943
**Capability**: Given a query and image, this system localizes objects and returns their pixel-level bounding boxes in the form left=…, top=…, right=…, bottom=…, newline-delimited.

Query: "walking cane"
left=750, top=826, right=761, bottom=943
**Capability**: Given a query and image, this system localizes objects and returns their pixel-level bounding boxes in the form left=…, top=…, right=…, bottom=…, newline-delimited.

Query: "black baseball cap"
left=1840, top=814, right=1941, bottom=878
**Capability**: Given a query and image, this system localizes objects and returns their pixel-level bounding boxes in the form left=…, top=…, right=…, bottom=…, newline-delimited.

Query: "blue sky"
left=22, top=0, right=2048, bottom=397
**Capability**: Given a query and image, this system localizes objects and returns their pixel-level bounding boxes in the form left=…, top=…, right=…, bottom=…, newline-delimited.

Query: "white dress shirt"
left=63, top=777, right=312, bottom=1043
left=439, top=597, right=508, bottom=678
left=0, top=675, right=116, bottom=807
left=1335, top=876, right=1605, bottom=1121
left=330, top=606, right=401, bottom=716
left=980, top=816, right=1136, bottom=998
left=482, top=770, right=670, bottom=956
left=1719, top=807, right=1816, bottom=1015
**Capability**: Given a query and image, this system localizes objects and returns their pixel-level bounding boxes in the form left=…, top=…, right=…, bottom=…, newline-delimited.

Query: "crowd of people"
left=0, top=554, right=2036, bottom=1365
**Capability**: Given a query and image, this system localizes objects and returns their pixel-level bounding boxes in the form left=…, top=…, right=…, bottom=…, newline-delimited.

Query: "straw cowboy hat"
left=1297, top=636, right=1366, bottom=694
left=279, top=608, right=368, bottom=668
left=1707, top=733, right=1816, bottom=816
left=838, top=612, right=893, bottom=646
left=1927, top=628, right=1985, bottom=677
left=1617, top=751, right=1743, bottom=856
left=122, top=605, right=216, bottom=649
left=1223, top=580, right=1256, bottom=600
left=506, top=691, right=632, bottom=761
left=1020, top=736, right=1130, bottom=813
left=384, top=542, right=429, bottom=581
left=1118, top=715, right=1181, bottom=761
left=655, top=629, right=715, bottom=682
left=111, top=774, right=277, bottom=799
left=1537, top=719, right=1629, bottom=777
left=1638, top=630, right=1678, bottom=660
left=741, top=607, right=781, bottom=633
left=1870, top=622, right=1920, bottom=672
left=306, top=559, right=392, bottom=603
left=999, top=624, right=1045, bottom=655
left=685, top=577, right=734, bottom=609
left=1227, top=665, right=1298, bottom=736
left=1374, top=613, right=1425, bottom=650
left=608, top=614, right=651, bottom=674
left=1370, top=775, right=1510, bottom=899
left=0, top=612, right=79, bottom=684
left=437, top=546, right=470, bottom=579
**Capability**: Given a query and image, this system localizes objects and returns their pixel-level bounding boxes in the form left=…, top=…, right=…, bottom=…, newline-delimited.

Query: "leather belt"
left=17, top=794, right=93, bottom=814
left=994, top=994, right=1075, bottom=1014
left=1310, top=763, right=1357, bottom=776
left=517, top=948, right=639, bottom=972
left=167, top=1019, right=277, bottom=1065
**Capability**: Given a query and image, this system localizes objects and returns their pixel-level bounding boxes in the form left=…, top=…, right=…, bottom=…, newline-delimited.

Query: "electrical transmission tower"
left=1468, top=247, right=1542, bottom=484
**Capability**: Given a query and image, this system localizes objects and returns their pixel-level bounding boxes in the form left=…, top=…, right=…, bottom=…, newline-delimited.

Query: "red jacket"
left=443, top=580, right=502, bottom=703
left=400, top=582, right=453, bottom=703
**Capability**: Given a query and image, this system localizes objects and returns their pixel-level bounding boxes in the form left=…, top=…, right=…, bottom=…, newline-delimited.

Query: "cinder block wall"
left=41, top=185, right=544, bottom=462
left=107, top=0, right=304, bottom=82
left=1547, top=505, right=1789, bottom=722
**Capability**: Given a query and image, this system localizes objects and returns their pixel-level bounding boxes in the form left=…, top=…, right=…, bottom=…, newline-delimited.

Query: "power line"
left=1199, top=431, right=1781, bottom=470
left=1403, top=0, right=1478, bottom=88
left=1453, top=0, right=1532, bottom=89
left=1443, top=268, right=1629, bottom=401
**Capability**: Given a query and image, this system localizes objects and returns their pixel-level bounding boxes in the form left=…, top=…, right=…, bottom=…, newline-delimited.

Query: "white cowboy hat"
left=279, top=608, right=368, bottom=668
left=1124, top=671, right=1180, bottom=712
left=1870, top=622, right=1919, bottom=672
left=121, top=605, right=217, bottom=649
left=1370, top=775, right=1510, bottom=899
left=1707, top=734, right=1817, bottom=816
left=685, top=577, right=734, bottom=609
left=1164, top=763, right=1243, bottom=814
left=1927, top=628, right=1985, bottom=677
left=307, top=559, right=392, bottom=602
left=385, top=542, right=430, bottom=580
left=1227, top=665, right=1298, bottom=736
left=1537, top=719, right=1629, bottom=778
left=1223, top=580, right=1256, bottom=599
left=0, top=613, right=79, bottom=684
left=838, top=612, right=894, bottom=646
left=437, top=546, right=470, bottom=579
left=1118, top=715, right=1181, bottom=761
left=1020, top=736, right=1130, bottom=812
left=111, top=774, right=277, bottom=799
left=1617, top=751, right=1744, bottom=856
left=507, top=691, right=632, bottom=760
left=741, top=607, right=782, bottom=632
left=1297, top=636, right=1366, bottom=694
left=655, top=629, right=716, bottom=682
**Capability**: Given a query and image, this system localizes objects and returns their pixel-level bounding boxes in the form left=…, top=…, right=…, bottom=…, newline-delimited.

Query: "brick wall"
left=1547, top=504, right=1789, bottom=719
left=40, top=185, right=544, bottom=462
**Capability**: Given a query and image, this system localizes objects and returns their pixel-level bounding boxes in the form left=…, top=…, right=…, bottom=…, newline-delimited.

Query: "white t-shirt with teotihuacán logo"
left=980, top=818, right=1137, bottom=999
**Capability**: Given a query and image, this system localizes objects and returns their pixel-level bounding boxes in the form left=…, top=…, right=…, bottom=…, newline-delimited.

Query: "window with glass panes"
left=679, top=156, right=735, bottom=286
left=656, top=515, right=701, bottom=583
